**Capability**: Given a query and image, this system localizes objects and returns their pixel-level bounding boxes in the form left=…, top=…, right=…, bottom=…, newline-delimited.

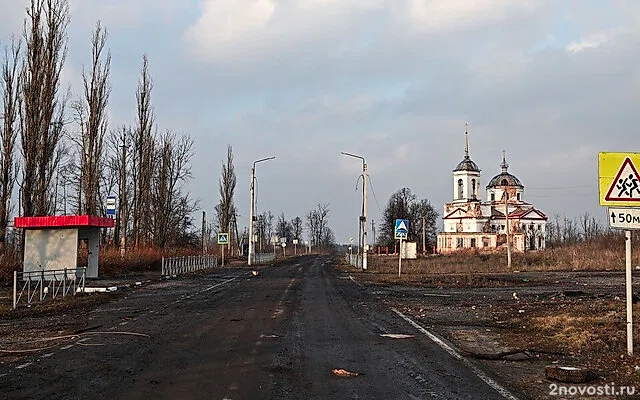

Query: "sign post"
left=395, top=219, right=409, bottom=277
left=293, top=239, right=298, bottom=255
left=599, top=152, right=640, bottom=355
left=218, top=233, right=229, bottom=267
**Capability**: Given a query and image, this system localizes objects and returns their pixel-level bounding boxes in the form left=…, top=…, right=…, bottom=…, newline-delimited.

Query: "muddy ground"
left=343, top=265, right=640, bottom=399
left=2, top=256, right=640, bottom=399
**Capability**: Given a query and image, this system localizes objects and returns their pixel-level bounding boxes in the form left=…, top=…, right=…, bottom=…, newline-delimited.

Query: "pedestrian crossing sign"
left=394, top=219, right=409, bottom=240
left=217, top=233, right=229, bottom=245
left=599, top=152, right=640, bottom=207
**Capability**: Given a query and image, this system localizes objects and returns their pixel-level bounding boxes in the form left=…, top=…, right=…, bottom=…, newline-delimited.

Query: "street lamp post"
left=248, top=156, right=275, bottom=266
left=341, top=152, right=368, bottom=270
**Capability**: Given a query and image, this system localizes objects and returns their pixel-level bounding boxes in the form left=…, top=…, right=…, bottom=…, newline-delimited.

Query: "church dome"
left=454, top=155, right=480, bottom=172
left=487, top=172, right=523, bottom=188
left=486, top=152, right=523, bottom=188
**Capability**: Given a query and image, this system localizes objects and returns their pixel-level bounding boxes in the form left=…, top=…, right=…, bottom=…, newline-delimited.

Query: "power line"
left=526, top=191, right=599, bottom=198
left=367, top=174, right=383, bottom=215
left=526, top=185, right=593, bottom=190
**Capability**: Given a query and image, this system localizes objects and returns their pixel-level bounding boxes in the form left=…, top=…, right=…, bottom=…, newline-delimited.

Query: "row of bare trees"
left=203, top=143, right=335, bottom=254
left=252, top=204, right=334, bottom=251
left=306, top=203, right=335, bottom=248
left=545, top=212, right=611, bottom=247
left=0, top=0, right=197, bottom=250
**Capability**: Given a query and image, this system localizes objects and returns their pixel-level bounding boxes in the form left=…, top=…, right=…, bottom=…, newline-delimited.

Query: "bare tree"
left=255, top=212, right=266, bottom=251
left=73, top=20, right=110, bottom=215
left=20, top=0, right=70, bottom=216
left=306, top=203, right=330, bottom=248
left=291, top=216, right=303, bottom=240
left=131, top=54, right=154, bottom=246
left=379, top=188, right=438, bottom=250
left=579, top=212, right=603, bottom=242
left=150, top=130, right=195, bottom=248
left=266, top=211, right=274, bottom=244
left=410, top=198, right=439, bottom=253
left=0, top=38, right=21, bottom=247
left=276, top=213, right=292, bottom=242
left=217, top=144, right=236, bottom=247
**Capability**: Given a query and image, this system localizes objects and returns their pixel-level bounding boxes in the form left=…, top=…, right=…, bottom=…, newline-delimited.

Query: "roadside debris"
left=332, top=368, right=360, bottom=377
left=545, top=365, right=592, bottom=383
left=251, top=270, right=259, bottom=277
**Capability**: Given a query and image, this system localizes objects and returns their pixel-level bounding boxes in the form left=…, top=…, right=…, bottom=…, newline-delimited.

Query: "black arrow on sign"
left=611, top=212, right=616, bottom=223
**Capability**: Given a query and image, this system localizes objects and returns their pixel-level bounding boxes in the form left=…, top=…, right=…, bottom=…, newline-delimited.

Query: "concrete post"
left=248, top=166, right=255, bottom=266
left=13, top=271, right=17, bottom=309
left=626, top=230, right=633, bottom=355
left=362, top=162, right=368, bottom=271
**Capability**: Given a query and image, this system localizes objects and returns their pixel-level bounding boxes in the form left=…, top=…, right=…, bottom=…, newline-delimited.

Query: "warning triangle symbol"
left=605, top=157, right=640, bottom=202
left=397, top=221, right=407, bottom=231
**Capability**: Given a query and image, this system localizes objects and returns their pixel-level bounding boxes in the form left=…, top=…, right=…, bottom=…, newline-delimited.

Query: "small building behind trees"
left=437, top=128, right=547, bottom=253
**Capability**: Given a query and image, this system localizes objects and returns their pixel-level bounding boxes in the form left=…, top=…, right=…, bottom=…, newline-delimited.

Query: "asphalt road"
left=1, top=255, right=524, bottom=399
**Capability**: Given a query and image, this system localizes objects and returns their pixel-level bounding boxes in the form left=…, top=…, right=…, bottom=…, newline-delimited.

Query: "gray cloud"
left=1, top=0, right=638, bottom=242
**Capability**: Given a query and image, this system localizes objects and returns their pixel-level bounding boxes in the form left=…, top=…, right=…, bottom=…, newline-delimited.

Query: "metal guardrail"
left=250, top=253, right=276, bottom=265
left=13, top=267, right=87, bottom=310
left=161, top=255, right=218, bottom=276
left=345, top=254, right=363, bottom=268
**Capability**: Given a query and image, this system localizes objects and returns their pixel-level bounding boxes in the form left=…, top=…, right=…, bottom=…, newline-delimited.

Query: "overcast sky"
left=1, top=0, right=638, bottom=244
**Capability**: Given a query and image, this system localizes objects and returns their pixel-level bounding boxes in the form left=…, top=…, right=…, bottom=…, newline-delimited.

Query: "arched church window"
left=517, top=193, right=521, bottom=201
left=501, top=179, right=508, bottom=186
left=471, top=179, right=476, bottom=199
left=458, top=179, right=463, bottom=199
left=491, top=193, right=495, bottom=201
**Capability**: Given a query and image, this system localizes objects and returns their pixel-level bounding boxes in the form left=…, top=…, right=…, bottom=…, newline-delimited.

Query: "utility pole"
left=259, top=216, right=263, bottom=253
left=119, top=131, right=128, bottom=258
left=504, top=186, right=512, bottom=268
left=342, top=152, right=368, bottom=270
left=371, top=220, right=376, bottom=252
left=248, top=157, right=275, bottom=266
left=249, top=166, right=255, bottom=265
left=201, top=211, right=206, bottom=255
left=422, top=216, right=426, bottom=256
left=362, top=161, right=368, bottom=270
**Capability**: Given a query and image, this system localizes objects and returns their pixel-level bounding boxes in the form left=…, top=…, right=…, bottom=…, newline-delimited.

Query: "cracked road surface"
left=1, top=255, right=525, bottom=399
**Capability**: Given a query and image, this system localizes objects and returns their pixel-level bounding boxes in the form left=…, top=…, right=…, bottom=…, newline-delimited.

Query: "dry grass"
left=0, top=250, right=22, bottom=282
left=502, top=300, right=640, bottom=386
left=527, top=305, right=637, bottom=354
left=365, top=235, right=638, bottom=279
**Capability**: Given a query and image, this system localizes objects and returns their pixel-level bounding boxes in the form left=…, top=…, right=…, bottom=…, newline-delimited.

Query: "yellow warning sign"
left=599, top=152, right=640, bottom=206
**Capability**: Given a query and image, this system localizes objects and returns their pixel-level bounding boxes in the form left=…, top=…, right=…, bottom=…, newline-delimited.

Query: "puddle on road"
left=380, top=334, right=415, bottom=339
left=260, top=334, right=279, bottom=339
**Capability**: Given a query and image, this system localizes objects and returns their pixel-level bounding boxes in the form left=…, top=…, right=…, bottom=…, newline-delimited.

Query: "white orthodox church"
left=436, top=128, right=548, bottom=253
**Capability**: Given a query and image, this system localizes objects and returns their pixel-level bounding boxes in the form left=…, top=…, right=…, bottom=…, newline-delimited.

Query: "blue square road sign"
left=394, top=219, right=409, bottom=240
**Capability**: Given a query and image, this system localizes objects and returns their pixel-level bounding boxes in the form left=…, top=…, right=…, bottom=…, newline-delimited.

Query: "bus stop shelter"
left=14, top=215, right=114, bottom=278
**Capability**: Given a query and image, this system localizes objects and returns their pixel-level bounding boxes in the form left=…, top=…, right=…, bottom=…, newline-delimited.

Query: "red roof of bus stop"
left=14, top=215, right=115, bottom=229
